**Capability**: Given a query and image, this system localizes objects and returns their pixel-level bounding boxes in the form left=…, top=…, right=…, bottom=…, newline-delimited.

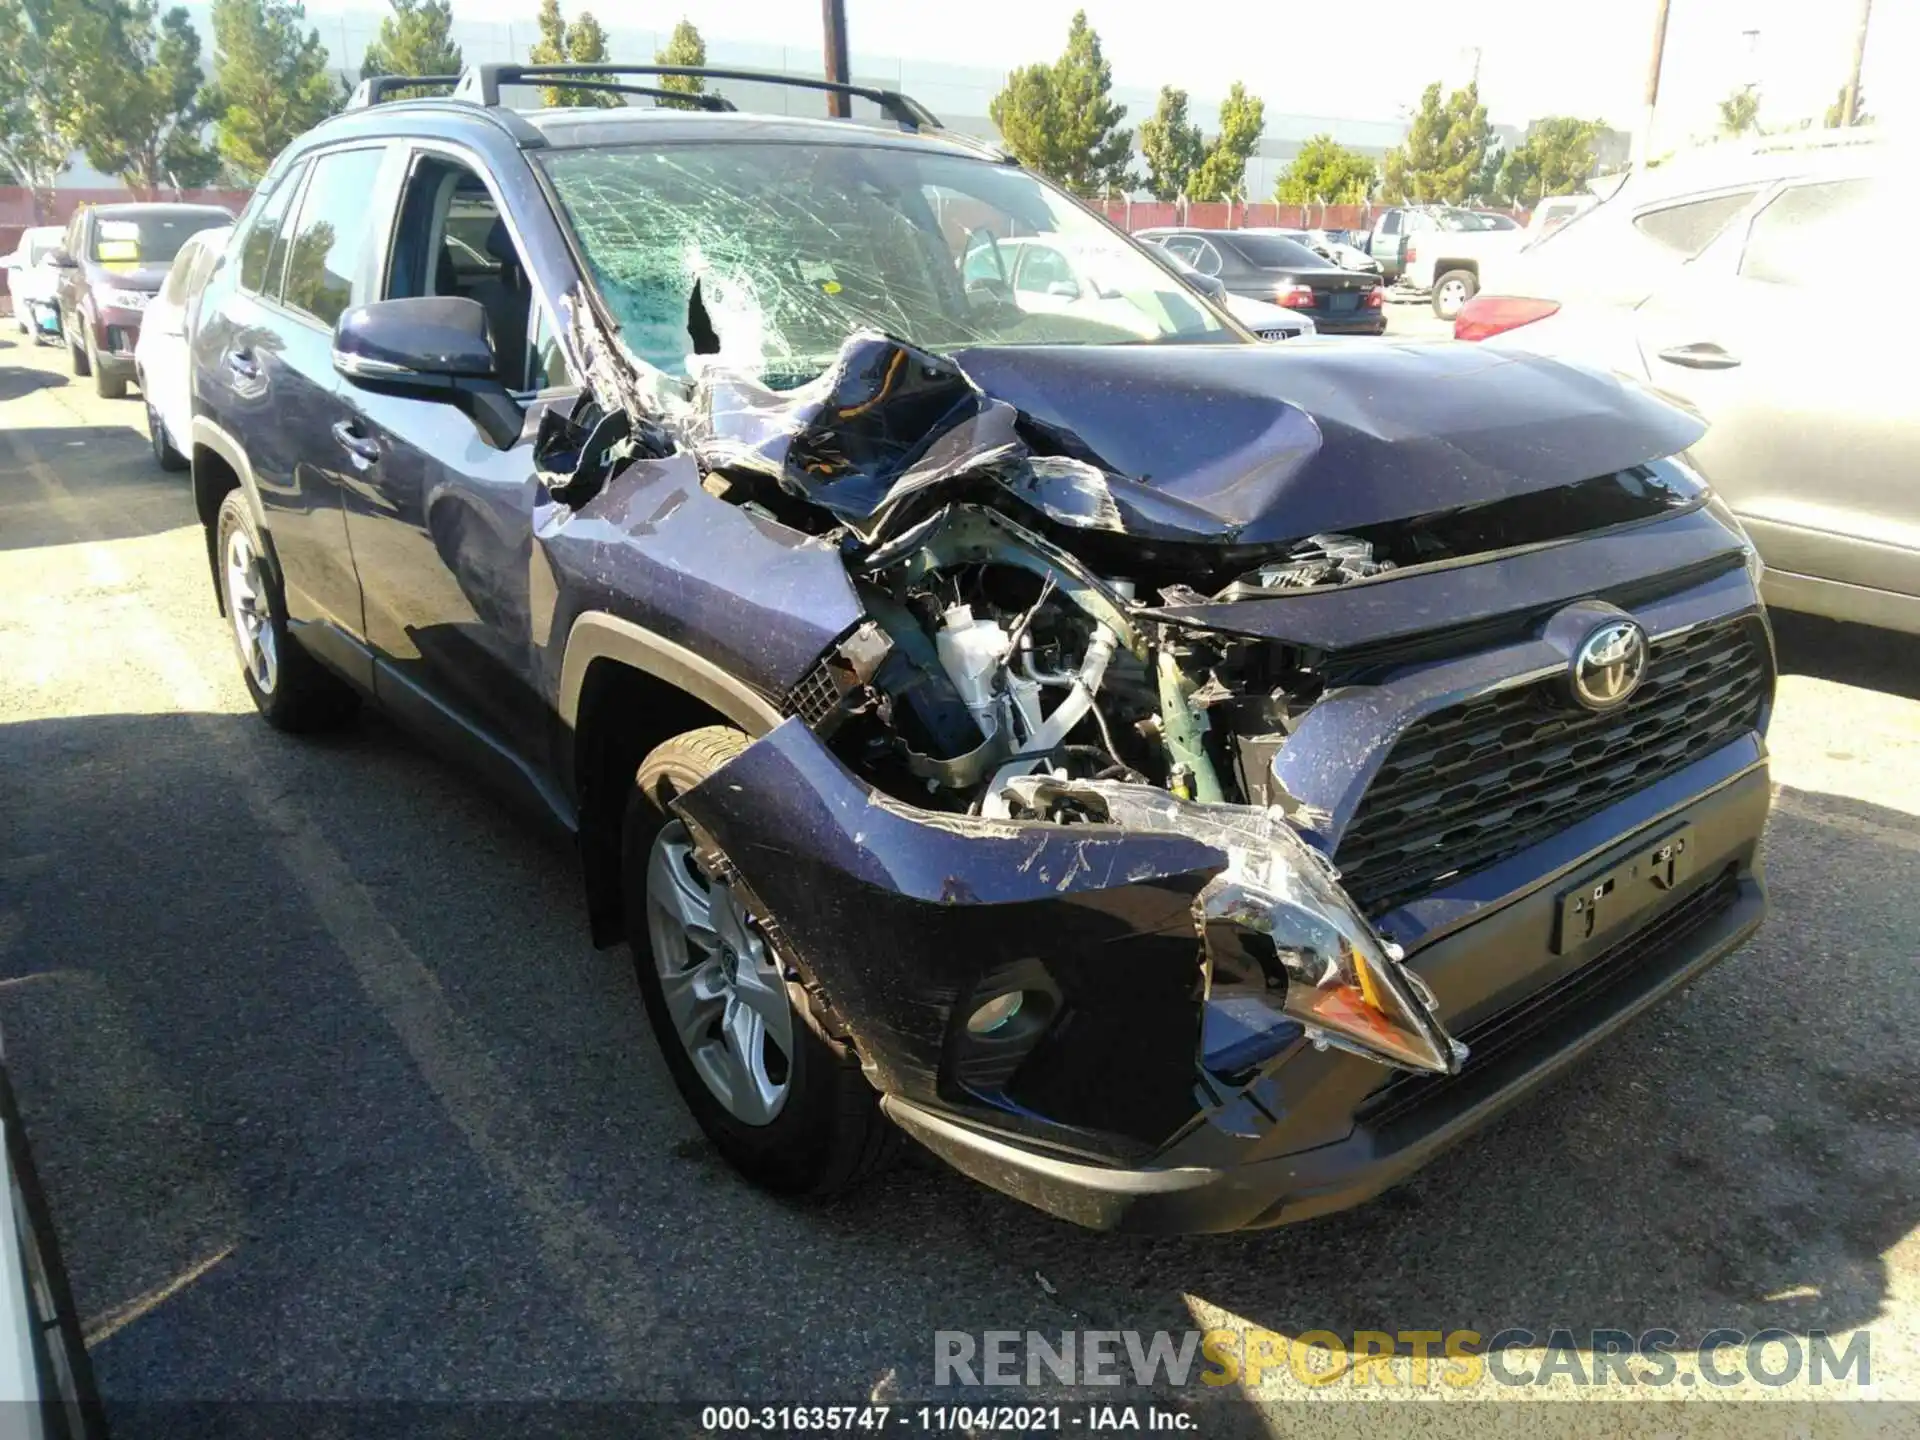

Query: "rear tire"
left=147, top=400, right=188, bottom=471
left=214, top=490, right=358, bottom=732
left=1433, top=269, right=1478, bottom=321
left=623, top=725, right=890, bottom=1197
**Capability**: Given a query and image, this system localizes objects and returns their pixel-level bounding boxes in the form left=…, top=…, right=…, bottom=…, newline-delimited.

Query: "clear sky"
left=312, top=0, right=1912, bottom=141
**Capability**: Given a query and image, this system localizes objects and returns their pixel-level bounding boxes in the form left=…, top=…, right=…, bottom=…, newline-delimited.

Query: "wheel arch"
left=560, top=612, right=784, bottom=948
left=190, top=417, right=270, bottom=614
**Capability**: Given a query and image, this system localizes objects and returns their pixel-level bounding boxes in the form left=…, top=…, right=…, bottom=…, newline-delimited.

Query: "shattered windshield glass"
left=539, top=141, right=1230, bottom=386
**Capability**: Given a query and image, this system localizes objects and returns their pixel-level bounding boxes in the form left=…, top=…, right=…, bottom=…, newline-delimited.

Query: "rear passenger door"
left=1638, top=172, right=1919, bottom=603
left=232, top=145, right=395, bottom=674
left=335, top=144, right=572, bottom=814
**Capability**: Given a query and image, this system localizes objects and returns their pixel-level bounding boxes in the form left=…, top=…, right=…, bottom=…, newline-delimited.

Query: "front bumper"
left=678, top=707, right=1770, bottom=1234
left=90, top=309, right=142, bottom=373
left=887, top=763, right=1768, bottom=1233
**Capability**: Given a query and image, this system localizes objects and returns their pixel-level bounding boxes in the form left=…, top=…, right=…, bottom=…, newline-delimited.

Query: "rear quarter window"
left=1631, top=190, right=1760, bottom=257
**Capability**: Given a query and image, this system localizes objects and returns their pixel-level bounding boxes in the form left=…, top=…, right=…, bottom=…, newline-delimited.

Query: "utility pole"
left=1840, top=0, right=1873, bottom=126
left=822, top=0, right=850, bottom=118
left=1632, top=0, right=1672, bottom=168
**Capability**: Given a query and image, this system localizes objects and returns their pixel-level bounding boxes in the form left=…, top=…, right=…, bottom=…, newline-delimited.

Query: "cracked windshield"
left=541, top=142, right=1227, bottom=385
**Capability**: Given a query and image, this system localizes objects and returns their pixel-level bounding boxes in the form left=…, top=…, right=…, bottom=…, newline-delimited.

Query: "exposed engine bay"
left=537, top=307, right=1717, bottom=1087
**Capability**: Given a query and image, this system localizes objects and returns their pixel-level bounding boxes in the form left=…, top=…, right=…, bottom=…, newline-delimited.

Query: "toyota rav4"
left=186, top=64, right=1774, bottom=1233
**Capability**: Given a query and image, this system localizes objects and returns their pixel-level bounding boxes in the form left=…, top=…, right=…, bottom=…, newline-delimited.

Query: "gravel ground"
left=2, top=329, right=1915, bottom=1438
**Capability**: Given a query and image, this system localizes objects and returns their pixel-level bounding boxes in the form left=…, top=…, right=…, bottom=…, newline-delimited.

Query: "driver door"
left=334, top=145, right=576, bottom=817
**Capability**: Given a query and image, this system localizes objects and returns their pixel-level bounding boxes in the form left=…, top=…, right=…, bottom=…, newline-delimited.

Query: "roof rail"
left=453, top=63, right=943, bottom=131
left=346, top=74, right=463, bottom=108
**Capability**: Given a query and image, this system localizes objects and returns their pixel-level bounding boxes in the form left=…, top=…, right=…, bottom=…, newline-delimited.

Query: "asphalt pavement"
left=2, top=328, right=1916, bottom=1436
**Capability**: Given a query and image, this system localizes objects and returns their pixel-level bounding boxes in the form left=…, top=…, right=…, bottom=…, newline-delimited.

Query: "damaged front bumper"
left=673, top=717, right=1769, bottom=1234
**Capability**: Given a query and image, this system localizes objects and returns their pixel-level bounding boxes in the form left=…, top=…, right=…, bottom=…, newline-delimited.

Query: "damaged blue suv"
left=188, top=64, right=1773, bottom=1233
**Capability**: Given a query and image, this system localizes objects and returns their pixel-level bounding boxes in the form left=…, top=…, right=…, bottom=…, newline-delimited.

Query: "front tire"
left=69, top=316, right=90, bottom=377
left=214, top=490, right=358, bottom=732
left=1433, top=269, right=1478, bottom=320
left=90, top=331, right=125, bottom=398
left=623, top=726, right=890, bottom=1197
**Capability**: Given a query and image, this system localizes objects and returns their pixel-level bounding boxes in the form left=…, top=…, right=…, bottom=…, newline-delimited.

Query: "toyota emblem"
left=1571, top=620, right=1649, bottom=711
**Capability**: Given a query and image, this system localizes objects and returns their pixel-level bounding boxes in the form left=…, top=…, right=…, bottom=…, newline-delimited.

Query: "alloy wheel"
left=223, top=525, right=278, bottom=695
left=646, top=821, right=794, bottom=1125
left=1437, top=278, right=1469, bottom=319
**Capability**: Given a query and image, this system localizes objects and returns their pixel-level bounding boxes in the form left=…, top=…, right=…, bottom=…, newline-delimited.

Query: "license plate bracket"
left=1330, top=292, right=1358, bottom=311
left=1553, top=824, right=1695, bottom=954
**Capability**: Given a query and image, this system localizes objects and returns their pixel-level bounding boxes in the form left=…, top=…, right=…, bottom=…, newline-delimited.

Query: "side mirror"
left=333, top=297, right=519, bottom=448
left=1045, top=280, right=1080, bottom=300
left=47, top=248, right=77, bottom=268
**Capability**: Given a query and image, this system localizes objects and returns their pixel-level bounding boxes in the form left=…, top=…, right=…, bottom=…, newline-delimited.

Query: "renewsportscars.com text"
left=934, top=1328, right=1872, bottom=1390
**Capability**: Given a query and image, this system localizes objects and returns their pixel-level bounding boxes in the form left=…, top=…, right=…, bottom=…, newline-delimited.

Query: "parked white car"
left=3, top=226, right=65, bottom=341
left=134, top=224, right=229, bottom=473
left=1456, top=130, right=1920, bottom=635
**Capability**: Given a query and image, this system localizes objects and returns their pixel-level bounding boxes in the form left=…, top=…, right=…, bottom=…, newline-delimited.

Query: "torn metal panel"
left=671, top=718, right=1225, bottom=1156
left=672, top=721, right=1465, bottom=1158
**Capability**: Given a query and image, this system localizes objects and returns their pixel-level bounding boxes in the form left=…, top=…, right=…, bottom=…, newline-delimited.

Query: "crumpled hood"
left=951, top=339, right=1706, bottom=545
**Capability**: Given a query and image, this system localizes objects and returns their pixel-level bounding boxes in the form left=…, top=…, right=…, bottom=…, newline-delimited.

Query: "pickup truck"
left=1369, top=200, right=1592, bottom=319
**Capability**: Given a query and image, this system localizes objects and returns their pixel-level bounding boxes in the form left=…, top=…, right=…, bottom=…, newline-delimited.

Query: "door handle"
left=331, top=419, right=381, bottom=467
left=225, top=348, right=259, bottom=379
left=1655, top=341, right=1741, bottom=370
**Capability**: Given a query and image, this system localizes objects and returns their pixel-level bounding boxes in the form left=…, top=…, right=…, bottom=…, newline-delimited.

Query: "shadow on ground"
left=1773, top=611, right=1920, bottom=702
left=0, top=424, right=189, bottom=550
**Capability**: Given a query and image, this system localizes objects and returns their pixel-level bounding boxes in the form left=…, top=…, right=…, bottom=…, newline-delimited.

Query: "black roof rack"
left=453, top=63, right=943, bottom=131
left=500, top=77, right=735, bottom=111
left=346, top=74, right=463, bottom=109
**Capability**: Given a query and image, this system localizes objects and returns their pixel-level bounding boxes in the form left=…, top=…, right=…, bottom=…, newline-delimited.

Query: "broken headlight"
left=1002, top=777, right=1465, bottom=1076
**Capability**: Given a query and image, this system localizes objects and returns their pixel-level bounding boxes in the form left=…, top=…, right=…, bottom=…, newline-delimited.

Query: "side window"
left=384, top=153, right=537, bottom=388
left=1160, top=235, right=1201, bottom=265
left=1379, top=211, right=1400, bottom=235
left=1014, top=244, right=1075, bottom=295
left=1740, top=178, right=1874, bottom=287
left=1192, top=240, right=1222, bottom=276
left=1631, top=190, right=1760, bottom=258
left=238, top=161, right=307, bottom=294
left=281, top=147, right=389, bottom=327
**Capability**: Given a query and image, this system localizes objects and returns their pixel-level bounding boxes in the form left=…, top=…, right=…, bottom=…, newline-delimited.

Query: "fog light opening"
left=966, top=991, right=1025, bottom=1035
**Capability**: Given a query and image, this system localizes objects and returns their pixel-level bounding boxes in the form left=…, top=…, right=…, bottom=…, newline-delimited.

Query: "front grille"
left=1255, top=327, right=1295, bottom=342
left=1357, top=866, right=1742, bottom=1132
left=1336, top=617, right=1769, bottom=915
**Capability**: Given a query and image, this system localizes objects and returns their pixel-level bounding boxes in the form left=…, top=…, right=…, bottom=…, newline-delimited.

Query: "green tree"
left=359, top=0, right=461, bottom=99
left=988, top=10, right=1133, bottom=195
left=1381, top=81, right=1491, bottom=204
left=1186, top=81, right=1265, bottom=202
left=1488, top=115, right=1601, bottom=207
left=1824, top=85, right=1871, bottom=128
left=205, top=0, right=338, bottom=181
left=528, top=0, right=616, bottom=108
left=1718, top=87, right=1761, bottom=137
left=1137, top=86, right=1204, bottom=200
left=0, top=0, right=80, bottom=205
left=64, top=2, right=218, bottom=191
left=653, top=17, right=705, bottom=109
left=1275, top=133, right=1375, bottom=205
